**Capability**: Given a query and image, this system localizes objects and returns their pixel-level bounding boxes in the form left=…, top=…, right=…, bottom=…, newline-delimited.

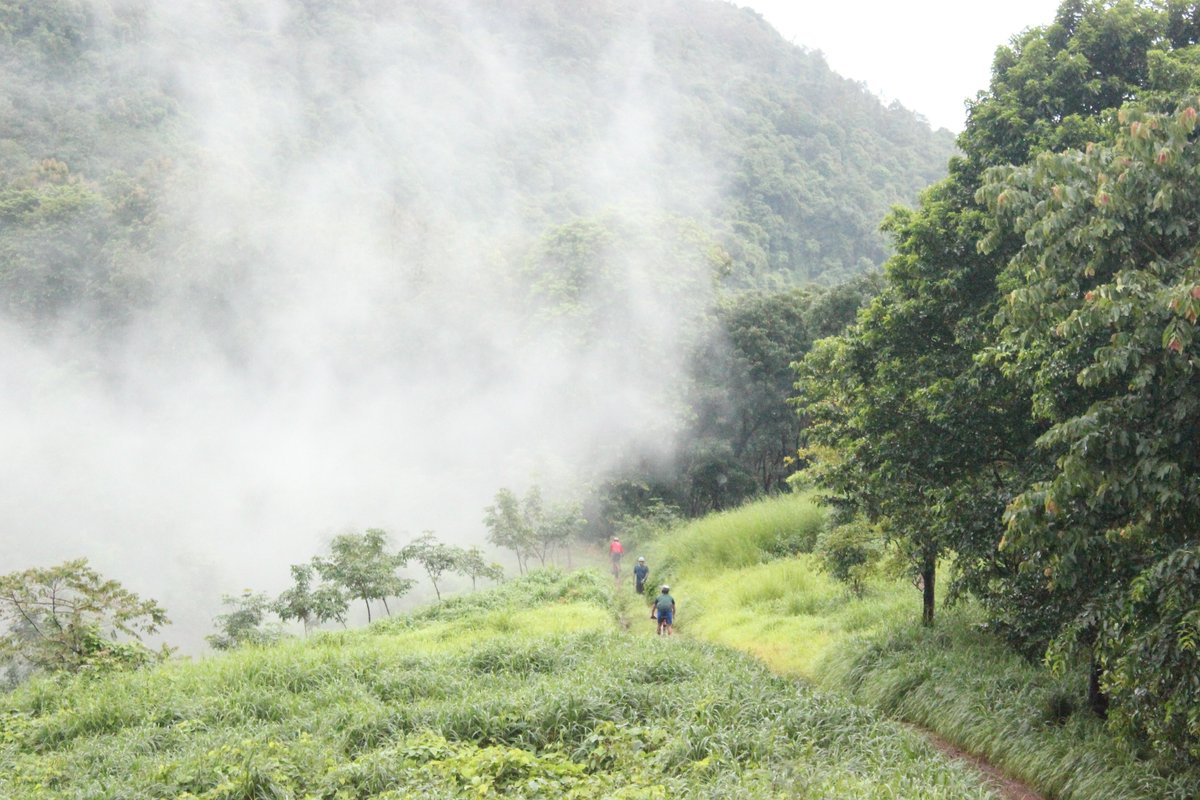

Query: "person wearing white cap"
left=633, top=556, right=649, bottom=594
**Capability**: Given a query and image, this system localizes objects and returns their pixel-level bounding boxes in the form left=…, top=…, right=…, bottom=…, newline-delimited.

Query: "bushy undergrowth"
left=817, top=612, right=1200, bottom=800
left=651, top=495, right=1198, bottom=800
left=0, top=567, right=999, bottom=800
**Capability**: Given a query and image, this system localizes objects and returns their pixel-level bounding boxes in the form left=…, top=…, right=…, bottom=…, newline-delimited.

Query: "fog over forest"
left=0, top=0, right=950, bottom=650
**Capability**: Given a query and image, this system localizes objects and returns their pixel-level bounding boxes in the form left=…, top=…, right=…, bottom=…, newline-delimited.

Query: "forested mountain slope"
left=0, top=0, right=954, bottom=337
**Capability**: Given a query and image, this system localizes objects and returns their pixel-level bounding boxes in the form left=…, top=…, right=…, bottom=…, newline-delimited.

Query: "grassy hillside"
left=637, top=495, right=1198, bottom=800
left=6, top=498, right=1196, bottom=798
left=0, top=568, right=1010, bottom=799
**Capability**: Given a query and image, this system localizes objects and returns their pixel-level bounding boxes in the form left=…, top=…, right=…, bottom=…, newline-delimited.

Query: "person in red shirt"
left=609, top=537, right=624, bottom=579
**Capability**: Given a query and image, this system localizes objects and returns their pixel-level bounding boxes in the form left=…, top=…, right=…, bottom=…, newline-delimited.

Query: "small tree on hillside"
left=314, top=528, right=413, bottom=622
left=206, top=590, right=284, bottom=650
left=536, top=500, right=586, bottom=567
left=486, top=485, right=585, bottom=570
left=273, top=562, right=350, bottom=634
left=403, top=532, right=463, bottom=601
left=457, top=546, right=505, bottom=591
left=484, top=489, right=536, bottom=574
left=0, top=559, right=169, bottom=678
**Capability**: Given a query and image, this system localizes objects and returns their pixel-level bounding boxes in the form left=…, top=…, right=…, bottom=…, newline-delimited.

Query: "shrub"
left=816, top=520, right=882, bottom=596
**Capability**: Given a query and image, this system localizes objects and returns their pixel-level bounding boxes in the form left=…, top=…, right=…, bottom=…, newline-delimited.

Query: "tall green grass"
left=645, top=495, right=1198, bottom=800
left=644, top=556, right=911, bottom=676
left=818, top=611, right=1200, bottom=800
left=653, top=493, right=825, bottom=577
left=0, top=568, right=1003, bottom=799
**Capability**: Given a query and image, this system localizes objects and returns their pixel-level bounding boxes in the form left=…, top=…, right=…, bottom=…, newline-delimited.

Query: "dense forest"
left=795, top=0, right=1200, bottom=773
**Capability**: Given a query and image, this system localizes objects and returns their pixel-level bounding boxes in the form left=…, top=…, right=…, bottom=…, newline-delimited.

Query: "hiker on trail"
left=653, top=585, right=675, bottom=636
left=609, top=537, right=624, bottom=578
left=633, top=556, right=649, bottom=594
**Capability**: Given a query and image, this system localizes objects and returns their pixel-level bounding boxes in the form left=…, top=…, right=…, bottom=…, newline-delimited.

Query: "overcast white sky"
left=738, top=0, right=1066, bottom=131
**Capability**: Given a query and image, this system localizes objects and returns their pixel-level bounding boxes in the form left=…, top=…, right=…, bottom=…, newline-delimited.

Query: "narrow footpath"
left=607, top=575, right=1045, bottom=800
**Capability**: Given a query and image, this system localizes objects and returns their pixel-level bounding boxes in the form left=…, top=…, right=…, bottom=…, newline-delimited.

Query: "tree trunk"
left=381, top=597, right=392, bottom=617
left=921, top=554, right=936, bottom=627
left=363, top=598, right=372, bottom=623
left=1086, top=633, right=1109, bottom=718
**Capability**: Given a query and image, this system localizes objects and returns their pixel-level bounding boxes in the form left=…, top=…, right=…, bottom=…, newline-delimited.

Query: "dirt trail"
left=915, top=726, right=1044, bottom=800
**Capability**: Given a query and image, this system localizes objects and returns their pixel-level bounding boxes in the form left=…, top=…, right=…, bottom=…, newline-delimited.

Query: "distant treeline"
left=0, top=529, right=508, bottom=687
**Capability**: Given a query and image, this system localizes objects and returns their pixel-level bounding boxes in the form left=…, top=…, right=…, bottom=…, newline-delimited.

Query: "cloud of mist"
left=0, top=0, right=726, bottom=650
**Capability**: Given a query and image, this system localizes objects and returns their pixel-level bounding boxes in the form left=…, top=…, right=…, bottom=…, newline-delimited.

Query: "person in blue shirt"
left=633, top=556, right=649, bottom=594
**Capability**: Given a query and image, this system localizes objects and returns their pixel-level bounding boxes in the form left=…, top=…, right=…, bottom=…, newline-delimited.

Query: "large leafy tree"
left=0, top=559, right=169, bottom=677
left=981, top=100, right=1200, bottom=760
left=700, top=287, right=869, bottom=496
left=795, top=0, right=1190, bottom=630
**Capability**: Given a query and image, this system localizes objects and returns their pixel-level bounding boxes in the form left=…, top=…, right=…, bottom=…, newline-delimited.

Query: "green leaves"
left=800, top=4, right=1200, bottom=765
left=982, top=98, right=1200, bottom=760
left=205, top=590, right=283, bottom=651
left=0, top=558, right=169, bottom=678
left=313, top=529, right=414, bottom=623
left=272, top=562, right=349, bottom=633
left=484, top=486, right=583, bottom=574
left=402, top=533, right=466, bottom=601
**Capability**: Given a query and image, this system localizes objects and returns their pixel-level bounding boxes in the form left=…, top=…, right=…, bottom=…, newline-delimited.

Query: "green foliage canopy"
left=795, top=0, right=1198, bottom=627
left=272, top=562, right=350, bottom=633
left=980, top=100, right=1200, bottom=764
left=205, top=590, right=284, bottom=651
left=0, top=558, right=168, bottom=677
left=403, top=533, right=464, bottom=602
left=0, top=0, right=954, bottom=341
left=313, top=529, right=414, bottom=623
left=796, top=0, right=1200, bottom=768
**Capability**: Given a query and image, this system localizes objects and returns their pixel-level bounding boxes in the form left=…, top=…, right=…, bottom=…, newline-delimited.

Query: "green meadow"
left=1, top=569, right=1004, bottom=800
left=3, top=497, right=1196, bottom=799
left=637, top=494, right=1197, bottom=800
